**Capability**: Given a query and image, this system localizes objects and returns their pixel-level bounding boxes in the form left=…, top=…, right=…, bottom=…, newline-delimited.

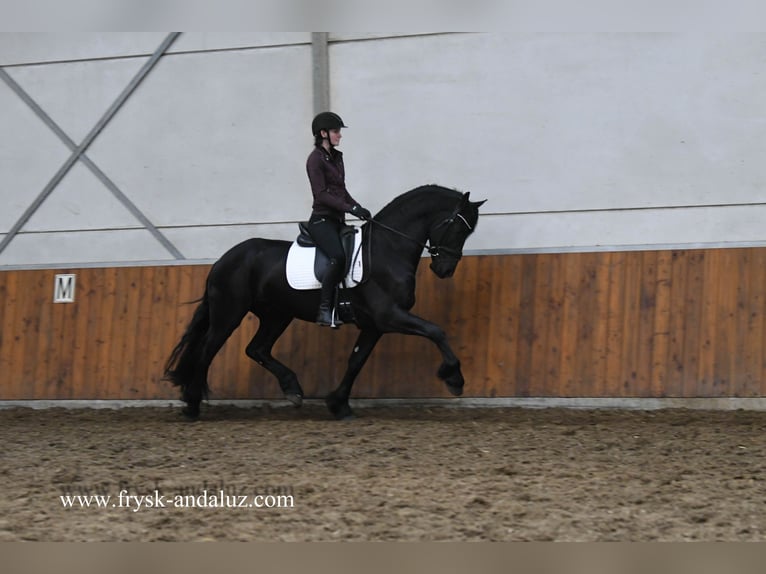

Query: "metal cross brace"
left=0, top=32, right=184, bottom=260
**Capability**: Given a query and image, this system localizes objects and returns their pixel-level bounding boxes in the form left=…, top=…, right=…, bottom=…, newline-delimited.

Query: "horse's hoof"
left=285, top=393, right=303, bottom=408
left=333, top=407, right=355, bottom=421
left=446, top=382, right=464, bottom=397
left=181, top=407, right=200, bottom=421
left=326, top=394, right=354, bottom=420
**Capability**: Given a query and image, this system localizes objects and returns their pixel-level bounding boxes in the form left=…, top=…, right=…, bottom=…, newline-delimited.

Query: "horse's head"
left=428, top=192, right=486, bottom=279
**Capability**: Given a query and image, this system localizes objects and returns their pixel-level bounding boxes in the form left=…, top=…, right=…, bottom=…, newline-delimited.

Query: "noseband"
left=368, top=202, right=473, bottom=259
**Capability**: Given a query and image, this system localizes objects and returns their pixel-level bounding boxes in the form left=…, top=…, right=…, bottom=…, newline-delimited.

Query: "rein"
left=367, top=204, right=473, bottom=258
left=368, top=218, right=438, bottom=255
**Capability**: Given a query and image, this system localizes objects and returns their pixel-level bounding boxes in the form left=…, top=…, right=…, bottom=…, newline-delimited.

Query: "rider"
left=306, top=111, right=372, bottom=326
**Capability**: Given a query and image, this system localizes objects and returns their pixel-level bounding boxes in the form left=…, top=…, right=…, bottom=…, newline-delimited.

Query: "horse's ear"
left=472, top=199, right=487, bottom=208
left=461, top=191, right=471, bottom=205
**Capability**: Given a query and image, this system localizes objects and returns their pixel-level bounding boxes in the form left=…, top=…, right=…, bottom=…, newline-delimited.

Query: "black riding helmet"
left=311, top=112, right=348, bottom=136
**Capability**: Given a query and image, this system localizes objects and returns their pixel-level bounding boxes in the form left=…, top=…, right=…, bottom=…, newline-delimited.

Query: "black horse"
left=164, top=184, right=486, bottom=420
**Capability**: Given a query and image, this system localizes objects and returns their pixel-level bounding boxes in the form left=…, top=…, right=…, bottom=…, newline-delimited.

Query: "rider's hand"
left=351, top=204, right=372, bottom=220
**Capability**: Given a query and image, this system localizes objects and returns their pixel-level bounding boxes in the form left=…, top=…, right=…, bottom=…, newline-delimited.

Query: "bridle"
left=367, top=202, right=473, bottom=259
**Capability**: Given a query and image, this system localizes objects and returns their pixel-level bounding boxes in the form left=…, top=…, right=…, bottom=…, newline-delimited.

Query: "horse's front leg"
left=376, top=308, right=464, bottom=396
left=326, top=328, right=382, bottom=420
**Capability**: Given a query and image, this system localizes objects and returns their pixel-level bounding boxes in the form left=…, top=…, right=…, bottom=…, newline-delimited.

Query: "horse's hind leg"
left=184, top=292, right=248, bottom=419
left=245, top=314, right=303, bottom=406
left=326, top=328, right=381, bottom=420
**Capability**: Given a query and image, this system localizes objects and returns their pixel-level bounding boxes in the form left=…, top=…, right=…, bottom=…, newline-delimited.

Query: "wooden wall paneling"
left=625, top=251, right=648, bottom=396
left=5, top=246, right=766, bottom=402
left=757, top=249, right=766, bottom=396
left=160, top=265, right=206, bottom=400
left=68, top=269, right=95, bottom=399
left=11, top=270, right=31, bottom=396
left=149, top=267, right=174, bottom=396
left=734, top=248, right=756, bottom=395
left=85, top=268, right=109, bottom=398
left=21, top=271, right=45, bottom=399
left=543, top=252, right=565, bottom=396
left=514, top=255, right=539, bottom=396
left=683, top=251, right=705, bottom=396
left=421, top=267, right=453, bottom=397
left=604, top=252, right=626, bottom=397
left=526, top=254, right=551, bottom=395
left=712, top=249, right=736, bottom=395
left=42, top=274, right=67, bottom=399
left=145, top=266, right=172, bottom=399
left=697, top=250, right=719, bottom=396
left=132, top=267, right=156, bottom=399
left=16, top=271, right=40, bottom=398
left=116, top=268, right=143, bottom=397
left=667, top=251, right=689, bottom=396
left=733, top=249, right=751, bottom=394
left=157, top=266, right=182, bottom=398
left=734, top=249, right=760, bottom=396
left=475, top=256, right=495, bottom=394
left=94, top=267, right=117, bottom=396
left=572, top=253, right=592, bottom=395
left=50, top=271, right=77, bottom=399
left=570, top=252, right=597, bottom=396
left=635, top=250, right=658, bottom=397
left=485, top=254, right=521, bottom=397
left=72, top=268, right=91, bottom=399
left=747, top=249, right=766, bottom=396
left=624, top=251, right=645, bottom=396
left=457, top=256, right=485, bottom=393
left=0, top=272, right=21, bottom=399
left=3, top=272, right=34, bottom=399
left=590, top=252, right=612, bottom=397
left=504, top=254, right=525, bottom=396
left=31, top=272, right=51, bottom=399
left=580, top=252, right=605, bottom=396
left=655, top=250, right=672, bottom=396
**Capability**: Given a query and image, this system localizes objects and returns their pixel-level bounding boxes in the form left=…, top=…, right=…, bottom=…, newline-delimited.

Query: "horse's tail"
left=163, top=290, right=211, bottom=402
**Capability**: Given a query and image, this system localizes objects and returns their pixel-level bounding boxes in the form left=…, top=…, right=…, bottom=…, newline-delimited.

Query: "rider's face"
left=326, top=128, right=342, bottom=147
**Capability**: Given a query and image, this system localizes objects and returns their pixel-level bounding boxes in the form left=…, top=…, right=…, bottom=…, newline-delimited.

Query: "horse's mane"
left=374, top=184, right=464, bottom=219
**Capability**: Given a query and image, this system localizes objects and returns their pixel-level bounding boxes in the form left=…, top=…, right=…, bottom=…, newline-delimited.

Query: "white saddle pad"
left=285, top=227, right=364, bottom=290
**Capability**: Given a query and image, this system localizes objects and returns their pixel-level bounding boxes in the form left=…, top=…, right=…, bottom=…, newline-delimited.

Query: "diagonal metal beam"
left=0, top=64, right=184, bottom=259
left=0, top=32, right=184, bottom=259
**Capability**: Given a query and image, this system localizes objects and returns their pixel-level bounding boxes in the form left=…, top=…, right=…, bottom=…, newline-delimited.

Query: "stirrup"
left=329, top=306, right=343, bottom=328
left=316, top=306, right=343, bottom=328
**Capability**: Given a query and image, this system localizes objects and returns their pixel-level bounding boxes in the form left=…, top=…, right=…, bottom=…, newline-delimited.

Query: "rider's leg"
left=308, top=216, right=346, bottom=326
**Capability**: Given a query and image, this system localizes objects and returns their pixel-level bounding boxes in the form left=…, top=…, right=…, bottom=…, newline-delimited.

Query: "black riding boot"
left=317, top=262, right=343, bottom=327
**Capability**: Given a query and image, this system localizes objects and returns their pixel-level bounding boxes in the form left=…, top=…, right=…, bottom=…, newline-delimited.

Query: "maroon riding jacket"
left=306, top=146, right=360, bottom=223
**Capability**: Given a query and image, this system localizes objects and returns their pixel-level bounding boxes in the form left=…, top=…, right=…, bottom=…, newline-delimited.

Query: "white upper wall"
left=333, top=33, right=766, bottom=253
left=1, top=32, right=766, bottom=267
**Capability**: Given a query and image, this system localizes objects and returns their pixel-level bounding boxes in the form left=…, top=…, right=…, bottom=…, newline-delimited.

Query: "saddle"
left=296, top=222, right=358, bottom=282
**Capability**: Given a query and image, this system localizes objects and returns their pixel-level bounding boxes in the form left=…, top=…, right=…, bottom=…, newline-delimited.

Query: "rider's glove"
left=351, top=204, right=372, bottom=221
